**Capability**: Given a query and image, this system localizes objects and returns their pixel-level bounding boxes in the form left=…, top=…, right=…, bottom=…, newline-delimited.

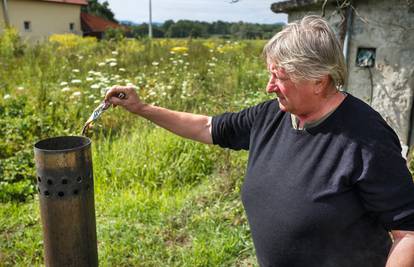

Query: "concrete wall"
left=287, top=0, right=414, bottom=148
left=0, top=3, right=4, bottom=25
left=0, top=0, right=83, bottom=41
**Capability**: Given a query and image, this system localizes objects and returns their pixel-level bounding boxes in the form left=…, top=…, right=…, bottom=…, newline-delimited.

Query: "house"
left=0, top=0, right=87, bottom=41
left=81, top=12, right=125, bottom=39
left=271, top=0, right=414, bottom=152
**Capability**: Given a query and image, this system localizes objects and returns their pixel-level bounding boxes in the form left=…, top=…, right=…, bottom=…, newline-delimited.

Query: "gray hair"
left=263, top=15, right=347, bottom=88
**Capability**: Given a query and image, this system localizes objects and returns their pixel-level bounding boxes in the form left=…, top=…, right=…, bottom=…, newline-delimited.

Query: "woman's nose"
left=266, top=78, right=278, bottom=93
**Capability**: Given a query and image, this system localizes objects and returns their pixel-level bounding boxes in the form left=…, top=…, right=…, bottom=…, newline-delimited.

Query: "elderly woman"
left=106, top=15, right=414, bottom=267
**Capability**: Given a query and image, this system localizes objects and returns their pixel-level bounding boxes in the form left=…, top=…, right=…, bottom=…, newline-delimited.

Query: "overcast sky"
left=99, top=0, right=287, bottom=24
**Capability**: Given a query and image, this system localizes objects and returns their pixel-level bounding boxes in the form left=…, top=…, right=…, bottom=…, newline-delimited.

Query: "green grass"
left=0, top=127, right=257, bottom=266
left=0, top=30, right=270, bottom=266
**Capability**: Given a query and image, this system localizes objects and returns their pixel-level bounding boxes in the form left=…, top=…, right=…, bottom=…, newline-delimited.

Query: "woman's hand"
left=105, top=85, right=145, bottom=114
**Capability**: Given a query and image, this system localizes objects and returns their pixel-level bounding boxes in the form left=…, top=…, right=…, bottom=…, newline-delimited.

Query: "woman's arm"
left=105, top=85, right=213, bottom=144
left=386, top=230, right=414, bottom=267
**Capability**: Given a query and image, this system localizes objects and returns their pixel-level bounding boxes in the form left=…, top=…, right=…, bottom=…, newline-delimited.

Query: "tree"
left=82, top=0, right=117, bottom=22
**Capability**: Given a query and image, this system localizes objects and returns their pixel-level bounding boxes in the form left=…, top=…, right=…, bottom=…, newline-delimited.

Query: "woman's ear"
left=313, top=75, right=331, bottom=95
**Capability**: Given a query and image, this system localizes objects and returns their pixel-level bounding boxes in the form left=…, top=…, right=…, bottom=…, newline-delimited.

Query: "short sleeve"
left=211, top=100, right=274, bottom=150
left=356, top=143, right=414, bottom=231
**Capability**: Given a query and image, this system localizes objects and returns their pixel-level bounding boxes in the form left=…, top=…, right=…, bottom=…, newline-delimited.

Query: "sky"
left=100, top=0, right=287, bottom=24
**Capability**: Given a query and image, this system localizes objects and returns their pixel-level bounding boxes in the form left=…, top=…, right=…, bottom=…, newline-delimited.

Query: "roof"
left=41, top=0, right=88, bottom=5
left=81, top=12, right=124, bottom=33
left=271, top=0, right=337, bottom=13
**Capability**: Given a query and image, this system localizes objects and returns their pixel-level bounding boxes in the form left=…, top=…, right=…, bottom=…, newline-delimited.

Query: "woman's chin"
left=278, top=103, right=288, bottom=112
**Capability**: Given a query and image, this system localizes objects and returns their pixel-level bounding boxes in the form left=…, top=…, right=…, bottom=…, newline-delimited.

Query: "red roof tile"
left=41, top=0, right=88, bottom=5
left=81, top=12, right=124, bottom=33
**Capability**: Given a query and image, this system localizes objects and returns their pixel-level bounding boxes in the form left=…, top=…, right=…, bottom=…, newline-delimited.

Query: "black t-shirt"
left=212, top=94, right=414, bottom=267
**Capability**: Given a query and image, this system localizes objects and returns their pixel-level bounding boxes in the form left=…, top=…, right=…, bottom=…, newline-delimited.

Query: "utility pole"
left=2, top=0, right=10, bottom=27
left=148, top=0, right=153, bottom=38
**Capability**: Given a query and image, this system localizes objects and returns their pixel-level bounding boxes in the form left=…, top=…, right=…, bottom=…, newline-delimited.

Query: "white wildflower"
left=61, top=87, right=71, bottom=92
left=3, top=94, right=11, bottom=99
left=98, top=62, right=105, bottom=67
left=94, top=99, right=100, bottom=104
left=152, top=61, right=159, bottom=66
left=119, top=68, right=126, bottom=72
left=90, top=84, right=100, bottom=89
left=109, top=62, right=117, bottom=67
left=72, top=91, right=81, bottom=97
left=99, top=77, right=109, bottom=83
left=71, top=79, right=82, bottom=84
left=72, top=69, right=80, bottom=73
left=86, top=77, right=94, bottom=82
left=112, top=51, right=118, bottom=56
left=60, top=81, right=68, bottom=86
left=17, top=86, right=25, bottom=91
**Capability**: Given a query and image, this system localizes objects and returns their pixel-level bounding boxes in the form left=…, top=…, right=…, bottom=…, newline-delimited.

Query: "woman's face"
left=266, top=64, right=315, bottom=116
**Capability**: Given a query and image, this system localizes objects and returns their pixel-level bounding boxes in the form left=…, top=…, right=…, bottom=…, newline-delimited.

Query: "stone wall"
left=286, top=0, right=414, bottom=149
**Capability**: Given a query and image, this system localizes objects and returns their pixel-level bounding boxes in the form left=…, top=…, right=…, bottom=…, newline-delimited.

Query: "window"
left=24, top=21, right=31, bottom=32
left=69, top=23, right=75, bottom=32
left=356, top=47, right=376, bottom=68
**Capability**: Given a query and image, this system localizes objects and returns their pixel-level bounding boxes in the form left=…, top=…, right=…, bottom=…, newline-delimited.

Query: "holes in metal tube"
left=37, top=187, right=40, bottom=193
left=77, top=177, right=82, bottom=183
left=47, top=179, right=53, bottom=185
left=73, top=189, right=79, bottom=195
left=62, top=179, right=68, bottom=185
left=58, top=191, right=64, bottom=197
left=44, top=190, right=50, bottom=196
left=37, top=176, right=41, bottom=183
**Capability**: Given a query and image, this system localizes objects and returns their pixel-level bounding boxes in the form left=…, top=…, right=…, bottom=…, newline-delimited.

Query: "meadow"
left=0, top=29, right=271, bottom=266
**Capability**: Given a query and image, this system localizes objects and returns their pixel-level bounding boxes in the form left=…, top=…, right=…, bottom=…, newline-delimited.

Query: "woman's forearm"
left=386, top=231, right=414, bottom=267
left=135, top=104, right=213, bottom=144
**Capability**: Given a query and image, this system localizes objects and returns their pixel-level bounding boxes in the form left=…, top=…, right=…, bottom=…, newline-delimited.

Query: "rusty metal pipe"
left=34, top=136, right=98, bottom=267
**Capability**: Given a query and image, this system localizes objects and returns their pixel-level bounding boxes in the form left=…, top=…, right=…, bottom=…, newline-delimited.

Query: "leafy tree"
left=132, top=24, right=165, bottom=38
left=82, top=0, right=117, bottom=22
left=162, top=20, right=175, bottom=33
left=104, top=28, right=125, bottom=41
left=124, top=20, right=284, bottom=39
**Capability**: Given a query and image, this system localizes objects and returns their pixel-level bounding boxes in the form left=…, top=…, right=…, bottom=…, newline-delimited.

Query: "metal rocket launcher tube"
left=34, top=136, right=98, bottom=267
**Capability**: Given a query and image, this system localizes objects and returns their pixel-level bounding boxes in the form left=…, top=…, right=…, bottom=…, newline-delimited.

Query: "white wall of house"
left=0, top=0, right=83, bottom=41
